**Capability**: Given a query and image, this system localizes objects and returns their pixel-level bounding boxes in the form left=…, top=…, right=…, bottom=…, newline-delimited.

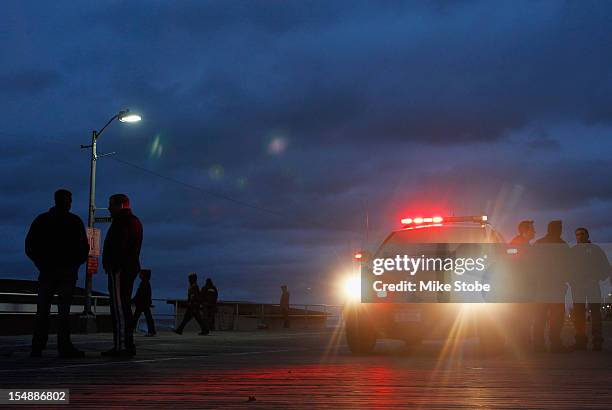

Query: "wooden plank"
left=1, top=328, right=611, bottom=408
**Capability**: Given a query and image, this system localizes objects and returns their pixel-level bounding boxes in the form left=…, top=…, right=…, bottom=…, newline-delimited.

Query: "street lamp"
left=81, top=109, right=141, bottom=317
left=119, top=112, right=142, bottom=123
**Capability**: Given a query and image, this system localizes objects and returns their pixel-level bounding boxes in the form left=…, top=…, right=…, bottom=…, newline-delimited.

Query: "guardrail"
left=234, top=302, right=343, bottom=330
left=0, top=292, right=112, bottom=315
left=0, top=292, right=344, bottom=330
left=166, top=300, right=343, bottom=330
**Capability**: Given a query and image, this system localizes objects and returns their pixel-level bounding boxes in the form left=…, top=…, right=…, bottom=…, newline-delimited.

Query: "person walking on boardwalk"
left=101, top=194, right=143, bottom=357
left=26, top=189, right=89, bottom=358
left=570, top=227, right=610, bottom=351
left=280, top=285, right=290, bottom=328
left=201, top=278, right=218, bottom=331
left=174, top=273, right=209, bottom=335
left=132, top=269, right=156, bottom=337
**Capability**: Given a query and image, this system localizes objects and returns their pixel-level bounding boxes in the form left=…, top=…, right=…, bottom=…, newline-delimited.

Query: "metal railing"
left=0, top=292, right=111, bottom=315
left=0, top=292, right=344, bottom=330
left=167, top=300, right=343, bottom=330
left=230, top=302, right=343, bottom=330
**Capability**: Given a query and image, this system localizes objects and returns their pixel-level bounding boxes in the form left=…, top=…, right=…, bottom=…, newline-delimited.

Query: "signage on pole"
left=87, top=256, right=99, bottom=276
left=94, top=216, right=113, bottom=224
left=86, top=227, right=101, bottom=257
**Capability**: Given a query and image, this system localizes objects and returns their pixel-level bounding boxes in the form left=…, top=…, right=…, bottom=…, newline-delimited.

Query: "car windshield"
left=376, top=225, right=504, bottom=258
left=372, top=224, right=505, bottom=303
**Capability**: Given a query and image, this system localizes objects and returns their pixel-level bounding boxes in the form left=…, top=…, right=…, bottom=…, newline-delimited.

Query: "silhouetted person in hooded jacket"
left=26, top=189, right=89, bottom=358
left=132, top=269, right=156, bottom=336
left=533, top=220, right=571, bottom=353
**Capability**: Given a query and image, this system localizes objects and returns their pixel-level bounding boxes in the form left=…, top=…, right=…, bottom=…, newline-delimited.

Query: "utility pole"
left=80, top=110, right=141, bottom=323
left=83, top=130, right=98, bottom=316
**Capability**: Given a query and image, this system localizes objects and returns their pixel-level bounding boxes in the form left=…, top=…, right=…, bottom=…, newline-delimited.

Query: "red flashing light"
left=354, top=252, right=363, bottom=260
left=401, top=216, right=444, bottom=226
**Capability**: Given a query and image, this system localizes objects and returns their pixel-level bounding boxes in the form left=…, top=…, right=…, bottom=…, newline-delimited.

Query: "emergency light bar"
left=400, top=216, right=444, bottom=225
left=400, top=215, right=487, bottom=226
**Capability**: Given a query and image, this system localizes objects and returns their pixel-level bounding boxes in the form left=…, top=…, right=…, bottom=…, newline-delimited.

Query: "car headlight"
left=342, top=275, right=361, bottom=301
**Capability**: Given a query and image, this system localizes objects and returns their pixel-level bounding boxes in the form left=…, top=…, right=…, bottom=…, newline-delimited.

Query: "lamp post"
left=81, top=109, right=141, bottom=317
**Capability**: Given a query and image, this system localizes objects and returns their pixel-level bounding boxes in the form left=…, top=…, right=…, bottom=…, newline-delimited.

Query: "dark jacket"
left=102, top=209, right=143, bottom=276
left=201, top=285, right=218, bottom=307
left=570, top=243, right=611, bottom=302
left=187, top=284, right=200, bottom=309
left=534, top=233, right=570, bottom=301
left=133, top=281, right=152, bottom=308
left=25, top=206, right=89, bottom=278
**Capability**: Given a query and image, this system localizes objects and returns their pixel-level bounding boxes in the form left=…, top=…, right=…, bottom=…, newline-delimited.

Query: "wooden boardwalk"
left=1, top=327, right=611, bottom=409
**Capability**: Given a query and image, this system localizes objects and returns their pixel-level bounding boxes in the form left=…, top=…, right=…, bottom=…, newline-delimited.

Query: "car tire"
left=477, top=324, right=505, bottom=354
left=345, top=311, right=376, bottom=355
left=403, top=336, right=423, bottom=348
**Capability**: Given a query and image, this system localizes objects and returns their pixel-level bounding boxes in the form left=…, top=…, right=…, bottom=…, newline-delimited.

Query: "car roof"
left=378, top=223, right=505, bottom=253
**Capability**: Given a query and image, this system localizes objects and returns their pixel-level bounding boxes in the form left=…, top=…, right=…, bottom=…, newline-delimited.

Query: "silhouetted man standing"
left=26, top=189, right=89, bottom=358
left=571, top=227, right=610, bottom=351
left=534, top=220, right=570, bottom=353
left=132, top=269, right=156, bottom=337
left=280, top=285, right=290, bottom=328
left=102, top=194, right=143, bottom=357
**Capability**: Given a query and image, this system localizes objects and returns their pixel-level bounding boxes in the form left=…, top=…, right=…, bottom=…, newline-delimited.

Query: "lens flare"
left=149, top=134, right=163, bottom=159
left=236, top=177, right=248, bottom=189
left=208, top=165, right=224, bottom=180
left=267, top=137, right=288, bottom=155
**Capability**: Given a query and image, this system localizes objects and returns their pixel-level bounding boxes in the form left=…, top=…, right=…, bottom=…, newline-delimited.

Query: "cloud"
left=83, top=0, right=612, bottom=147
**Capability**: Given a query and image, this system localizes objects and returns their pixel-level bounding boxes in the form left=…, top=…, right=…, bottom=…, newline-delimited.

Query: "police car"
left=343, top=215, right=510, bottom=354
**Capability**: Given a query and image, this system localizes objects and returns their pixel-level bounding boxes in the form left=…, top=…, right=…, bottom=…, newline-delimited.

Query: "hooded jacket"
left=201, top=283, right=219, bottom=307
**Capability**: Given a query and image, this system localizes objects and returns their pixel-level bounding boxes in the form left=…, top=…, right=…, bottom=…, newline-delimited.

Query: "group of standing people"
left=509, top=219, right=610, bottom=352
left=26, top=190, right=143, bottom=358
left=174, top=274, right=218, bottom=335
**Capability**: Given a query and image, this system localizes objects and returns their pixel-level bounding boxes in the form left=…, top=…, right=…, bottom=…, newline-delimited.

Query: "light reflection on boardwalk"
left=1, top=329, right=611, bottom=408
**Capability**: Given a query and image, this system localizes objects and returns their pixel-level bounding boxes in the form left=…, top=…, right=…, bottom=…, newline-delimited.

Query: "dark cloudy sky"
left=2, top=1, right=612, bottom=303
